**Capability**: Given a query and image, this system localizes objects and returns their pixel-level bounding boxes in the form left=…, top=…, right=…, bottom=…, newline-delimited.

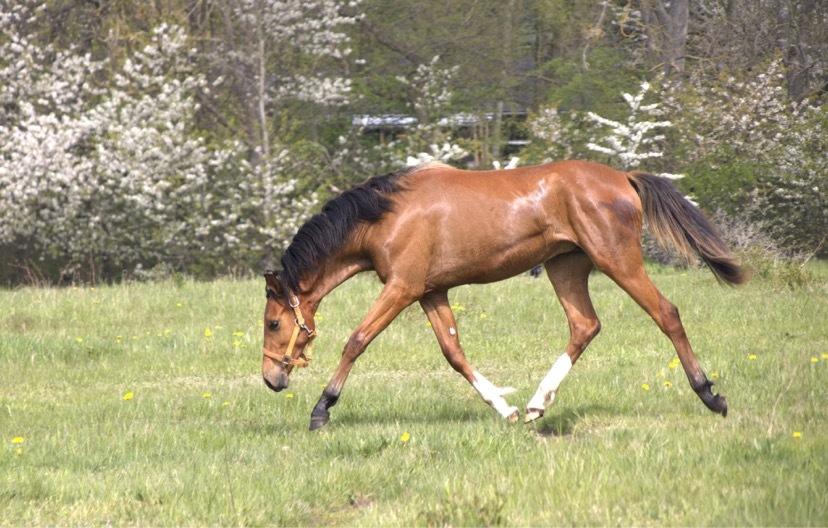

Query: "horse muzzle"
left=263, top=369, right=289, bottom=392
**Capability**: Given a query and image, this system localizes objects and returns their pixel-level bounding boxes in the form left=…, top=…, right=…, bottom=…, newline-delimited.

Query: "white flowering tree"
left=0, top=2, right=314, bottom=282
left=395, top=56, right=467, bottom=166
left=664, top=59, right=827, bottom=254
left=212, top=0, right=360, bottom=162
left=586, top=81, right=680, bottom=177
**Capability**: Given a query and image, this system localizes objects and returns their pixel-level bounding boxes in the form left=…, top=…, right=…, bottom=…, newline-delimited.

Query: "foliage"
left=0, top=3, right=313, bottom=282
left=585, top=81, right=677, bottom=174
left=667, top=59, right=827, bottom=255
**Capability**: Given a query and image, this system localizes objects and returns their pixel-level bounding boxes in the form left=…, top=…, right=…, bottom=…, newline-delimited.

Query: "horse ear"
left=264, top=270, right=283, bottom=296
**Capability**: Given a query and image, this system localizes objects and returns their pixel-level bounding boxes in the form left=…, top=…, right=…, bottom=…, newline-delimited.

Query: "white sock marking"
left=527, top=353, right=572, bottom=411
left=472, top=371, right=518, bottom=419
left=449, top=327, right=456, bottom=336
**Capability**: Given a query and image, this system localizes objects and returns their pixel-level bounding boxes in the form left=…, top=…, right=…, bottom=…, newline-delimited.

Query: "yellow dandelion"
left=204, top=327, right=213, bottom=338
left=822, top=352, right=828, bottom=360
left=479, top=312, right=488, bottom=319
left=232, top=339, right=242, bottom=348
left=792, top=431, right=802, bottom=439
left=285, top=392, right=295, bottom=399
left=232, top=331, right=245, bottom=337
left=116, top=335, right=123, bottom=341
left=11, top=436, right=25, bottom=444
left=663, top=380, right=673, bottom=388
left=75, top=337, right=84, bottom=343
left=122, top=391, right=134, bottom=401
left=747, top=354, right=757, bottom=361
left=15, top=447, right=23, bottom=456
left=163, top=329, right=172, bottom=336
left=222, top=401, right=230, bottom=407
left=176, top=302, right=183, bottom=307
left=810, top=356, right=819, bottom=364
left=710, top=370, right=720, bottom=380
left=202, top=392, right=212, bottom=399
left=668, top=357, right=680, bottom=370
left=400, top=431, right=411, bottom=443
left=426, top=321, right=432, bottom=327
left=641, top=383, right=650, bottom=391
left=315, top=314, right=324, bottom=322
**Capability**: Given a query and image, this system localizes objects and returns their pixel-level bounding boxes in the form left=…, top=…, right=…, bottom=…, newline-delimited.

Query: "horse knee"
left=344, top=331, right=369, bottom=356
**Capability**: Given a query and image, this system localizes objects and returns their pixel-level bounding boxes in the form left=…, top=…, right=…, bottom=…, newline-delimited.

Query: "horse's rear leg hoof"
left=309, top=413, right=329, bottom=431
left=524, top=408, right=544, bottom=423
left=506, top=408, right=520, bottom=424
left=695, top=380, right=728, bottom=417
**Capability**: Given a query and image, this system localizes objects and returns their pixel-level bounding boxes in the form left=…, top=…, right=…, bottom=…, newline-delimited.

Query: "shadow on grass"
left=532, top=404, right=618, bottom=437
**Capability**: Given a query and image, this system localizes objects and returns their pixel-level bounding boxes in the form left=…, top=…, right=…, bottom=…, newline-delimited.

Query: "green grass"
left=1, top=266, right=827, bottom=526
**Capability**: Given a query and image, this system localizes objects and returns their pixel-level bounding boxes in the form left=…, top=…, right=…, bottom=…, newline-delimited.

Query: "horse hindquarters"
left=574, top=175, right=729, bottom=416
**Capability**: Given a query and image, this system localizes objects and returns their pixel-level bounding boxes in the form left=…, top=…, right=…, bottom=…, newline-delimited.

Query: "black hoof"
left=309, top=413, right=329, bottom=431
left=695, top=380, right=728, bottom=417
left=713, top=394, right=728, bottom=417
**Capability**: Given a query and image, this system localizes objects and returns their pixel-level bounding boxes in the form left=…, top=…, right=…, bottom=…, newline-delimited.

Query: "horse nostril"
left=263, top=372, right=289, bottom=392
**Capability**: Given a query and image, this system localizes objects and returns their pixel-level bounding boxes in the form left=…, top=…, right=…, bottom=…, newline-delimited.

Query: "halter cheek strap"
left=262, top=293, right=315, bottom=368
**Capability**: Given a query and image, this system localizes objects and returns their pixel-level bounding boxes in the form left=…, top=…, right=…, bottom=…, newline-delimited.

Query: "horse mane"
left=278, top=166, right=416, bottom=293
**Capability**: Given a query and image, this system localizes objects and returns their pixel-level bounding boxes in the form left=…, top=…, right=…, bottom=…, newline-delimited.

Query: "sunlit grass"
left=1, top=266, right=826, bottom=525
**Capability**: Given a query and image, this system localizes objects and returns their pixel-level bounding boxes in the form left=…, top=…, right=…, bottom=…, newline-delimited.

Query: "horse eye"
left=268, top=320, right=280, bottom=331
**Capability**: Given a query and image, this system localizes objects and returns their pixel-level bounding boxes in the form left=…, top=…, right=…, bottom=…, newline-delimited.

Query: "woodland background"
left=1, top=0, right=826, bottom=285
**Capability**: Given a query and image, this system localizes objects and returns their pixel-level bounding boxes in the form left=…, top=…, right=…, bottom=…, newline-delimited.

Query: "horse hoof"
left=718, top=395, right=728, bottom=417
left=506, top=408, right=520, bottom=423
left=309, top=414, right=329, bottom=431
left=524, top=408, right=544, bottom=423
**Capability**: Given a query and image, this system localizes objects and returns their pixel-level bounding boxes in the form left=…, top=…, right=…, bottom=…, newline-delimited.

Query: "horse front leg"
left=420, top=291, right=519, bottom=423
left=309, top=281, right=416, bottom=430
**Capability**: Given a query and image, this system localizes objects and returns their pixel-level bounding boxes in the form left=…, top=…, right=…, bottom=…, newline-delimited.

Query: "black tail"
left=628, top=173, right=746, bottom=285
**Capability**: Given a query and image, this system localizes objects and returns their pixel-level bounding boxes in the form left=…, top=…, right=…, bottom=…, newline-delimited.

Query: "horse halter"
left=262, top=290, right=315, bottom=368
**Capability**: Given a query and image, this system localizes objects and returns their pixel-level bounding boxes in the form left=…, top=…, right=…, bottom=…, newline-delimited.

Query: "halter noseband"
left=262, top=290, right=315, bottom=368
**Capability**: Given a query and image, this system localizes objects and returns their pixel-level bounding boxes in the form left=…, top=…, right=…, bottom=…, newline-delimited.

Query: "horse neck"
left=300, top=250, right=369, bottom=309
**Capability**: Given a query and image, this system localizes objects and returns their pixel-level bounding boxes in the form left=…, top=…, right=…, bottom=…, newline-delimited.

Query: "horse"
left=260, top=160, right=745, bottom=430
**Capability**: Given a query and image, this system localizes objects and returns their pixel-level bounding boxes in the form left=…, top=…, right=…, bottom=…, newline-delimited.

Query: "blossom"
left=663, top=381, right=673, bottom=388
left=400, top=431, right=411, bottom=443
left=747, top=354, right=757, bottom=361
left=202, top=392, right=212, bottom=399
left=122, top=391, right=134, bottom=400
left=204, top=327, right=213, bottom=338
left=810, top=356, right=819, bottom=364
left=586, top=82, right=674, bottom=170
left=792, top=431, right=802, bottom=439
left=668, top=357, right=680, bottom=370
left=641, top=383, right=650, bottom=391
left=11, top=437, right=25, bottom=444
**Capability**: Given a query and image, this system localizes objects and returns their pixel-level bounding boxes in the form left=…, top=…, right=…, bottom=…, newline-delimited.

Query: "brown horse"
left=261, top=160, right=744, bottom=430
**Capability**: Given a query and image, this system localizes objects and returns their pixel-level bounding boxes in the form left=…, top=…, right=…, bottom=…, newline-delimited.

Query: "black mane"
left=278, top=167, right=412, bottom=292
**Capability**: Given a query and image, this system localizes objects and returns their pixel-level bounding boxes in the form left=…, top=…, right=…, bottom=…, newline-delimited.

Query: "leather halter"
left=262, top=291, right=315, bottom=368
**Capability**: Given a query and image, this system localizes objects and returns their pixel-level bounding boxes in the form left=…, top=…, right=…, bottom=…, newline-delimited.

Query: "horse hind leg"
left=525, top=251, right=601, bottom=423
left=593, top=247, right=728, bottom=416
left=420, top=291, right=519, bottom=423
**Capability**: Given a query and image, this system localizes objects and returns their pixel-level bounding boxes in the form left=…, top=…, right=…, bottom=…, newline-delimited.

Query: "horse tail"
left=627, top=172, right=746, bottom=285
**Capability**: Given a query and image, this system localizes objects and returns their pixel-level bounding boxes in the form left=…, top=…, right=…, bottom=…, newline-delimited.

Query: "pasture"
left=1, top=267, right=826, bottom=525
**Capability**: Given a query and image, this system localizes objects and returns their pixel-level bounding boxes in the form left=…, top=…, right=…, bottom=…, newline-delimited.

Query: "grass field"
left=1, top=265, right=827, bottom=525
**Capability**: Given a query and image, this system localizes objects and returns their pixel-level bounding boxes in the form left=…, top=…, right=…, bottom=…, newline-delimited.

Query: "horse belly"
left=427, top=223, right=573, bottom=288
